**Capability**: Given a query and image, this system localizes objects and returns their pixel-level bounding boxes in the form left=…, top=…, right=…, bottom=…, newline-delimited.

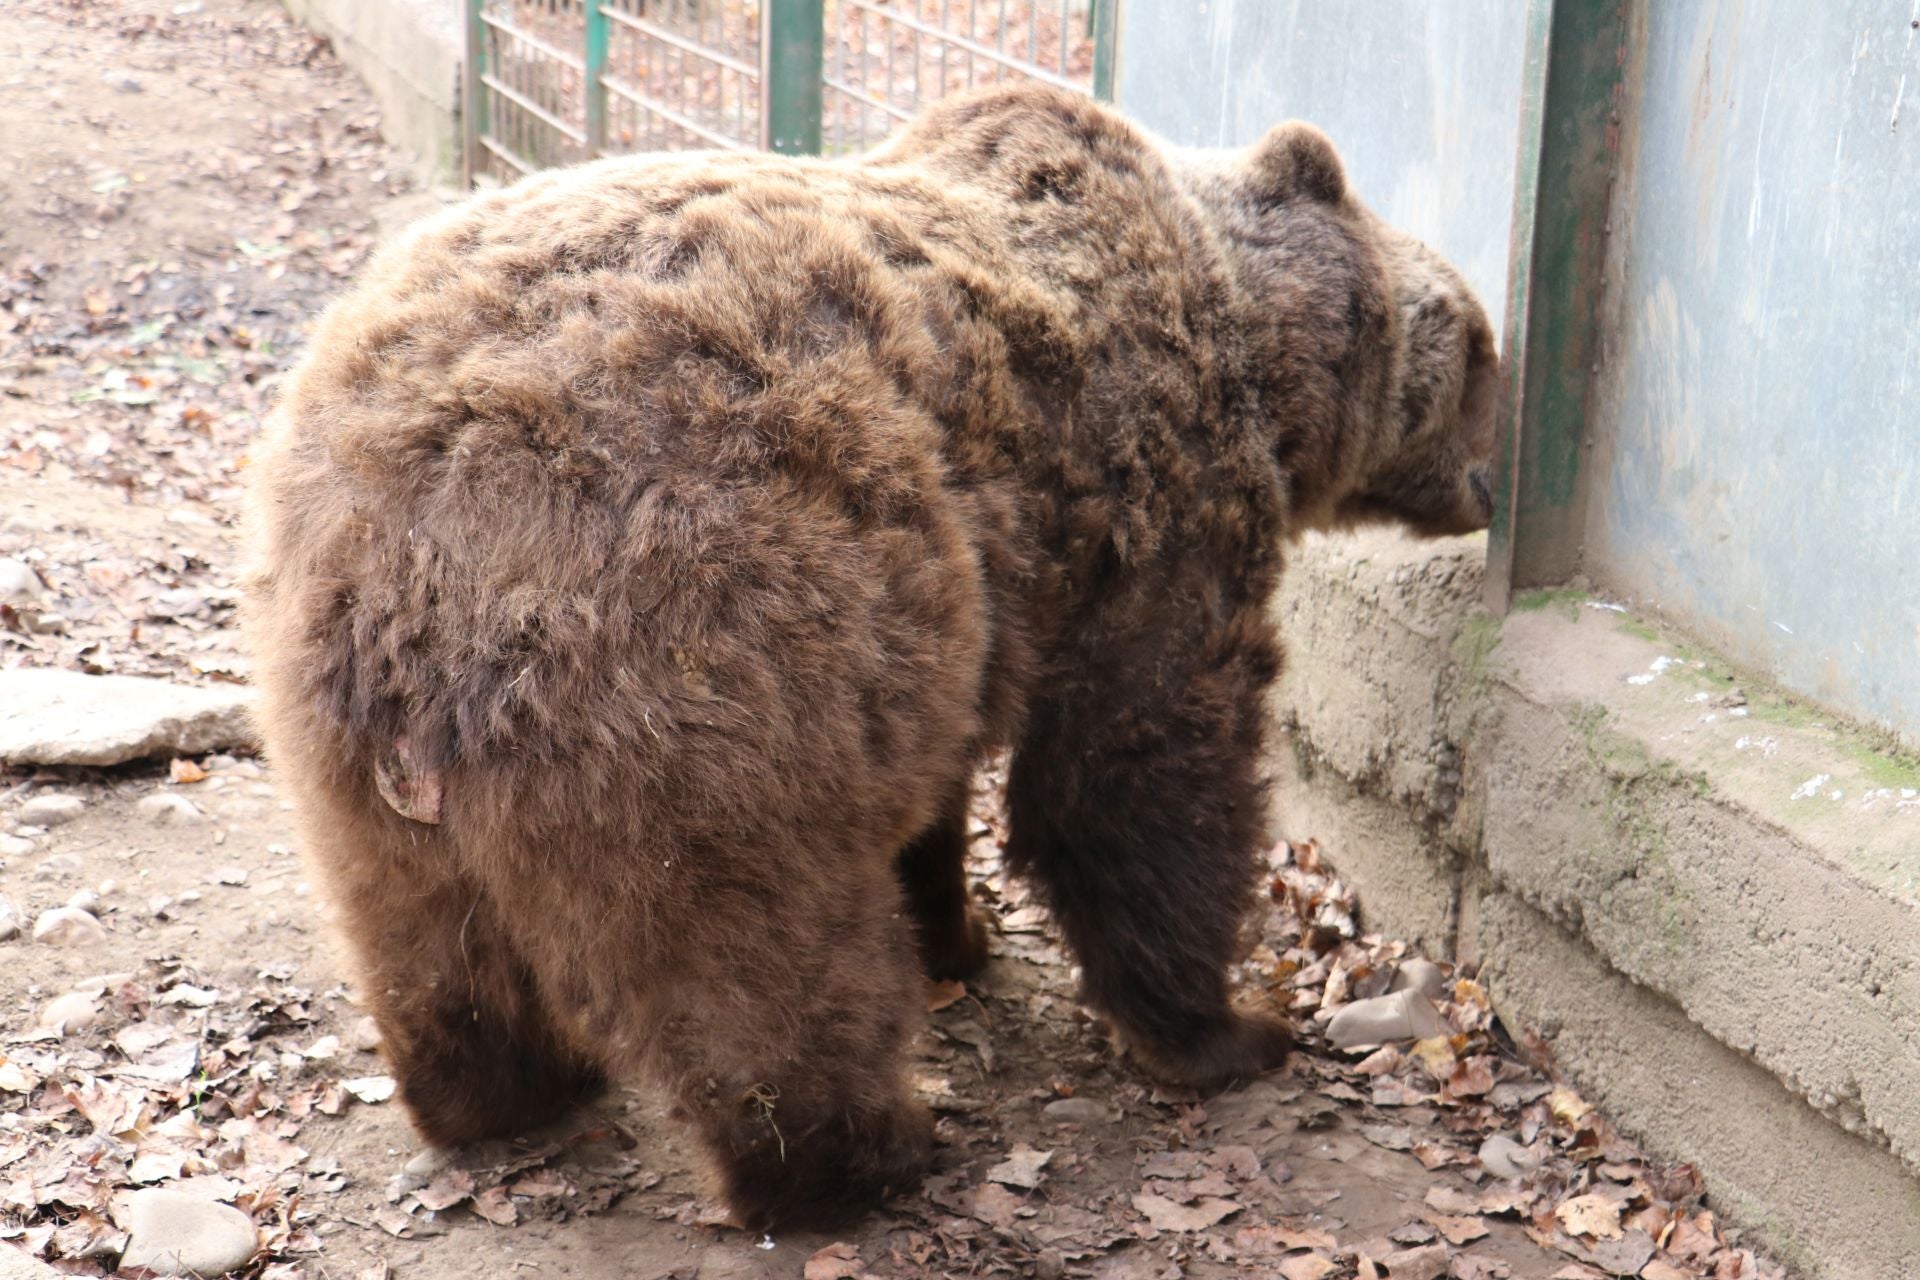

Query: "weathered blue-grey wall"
left=1114, top=0, right=1528, bottom=323
left=1586, top=3, right=1920, bottom=741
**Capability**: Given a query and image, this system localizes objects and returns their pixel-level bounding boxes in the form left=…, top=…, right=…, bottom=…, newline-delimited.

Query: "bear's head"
left=1186, top=122, right=1501, bottom=538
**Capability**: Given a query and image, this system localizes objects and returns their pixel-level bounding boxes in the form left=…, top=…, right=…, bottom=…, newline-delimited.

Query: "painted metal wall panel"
left=1587, top=3, right=1920, bottom=738
left=1115, top=0, right=1529, bottom=322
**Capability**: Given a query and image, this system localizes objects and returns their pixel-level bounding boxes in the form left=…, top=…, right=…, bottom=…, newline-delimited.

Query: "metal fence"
left=463, top=0, right=1116, bottom=183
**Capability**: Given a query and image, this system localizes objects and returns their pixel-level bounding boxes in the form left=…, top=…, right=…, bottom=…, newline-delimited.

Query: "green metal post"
left=1484, top=0, right=1630, bottom=610
left=584, top=0, right=610, bottom=159
left=463, top=0, right=491, bottom=186
left=762, top=0, right=824, bottom=155
left=1090, top=0, right=1119, bottom=103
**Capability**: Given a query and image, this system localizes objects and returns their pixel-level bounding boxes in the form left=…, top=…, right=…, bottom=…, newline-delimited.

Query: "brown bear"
left=242, top=82, right=1497, bottom=1231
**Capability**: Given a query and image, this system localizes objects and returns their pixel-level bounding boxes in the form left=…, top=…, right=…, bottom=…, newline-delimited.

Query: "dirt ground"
left=0, top=3, right=1792, bottom=1279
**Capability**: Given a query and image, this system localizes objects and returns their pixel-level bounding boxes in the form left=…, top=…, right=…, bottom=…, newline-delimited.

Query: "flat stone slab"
left=0, top=1242, right=62, bottom=1280
left=0, top=669, right=256, bottom=767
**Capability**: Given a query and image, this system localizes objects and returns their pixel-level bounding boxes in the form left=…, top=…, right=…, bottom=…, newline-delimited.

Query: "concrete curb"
left=280, top=0, right=461, bottom=182
left=1264, top=529, right=1920, bottom=1279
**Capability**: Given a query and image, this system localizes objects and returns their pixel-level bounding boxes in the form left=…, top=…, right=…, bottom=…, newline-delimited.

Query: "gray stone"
left=32, top=907, right=106, bottom=946
left=119, top=1187, right=258, bottom=1276
left=1325, top=989, right=1449, bottom=1050
left=31, top=853, right=81, bottom=880
left=0, top=669, right=256, bottom=767
left=1043, top=1097, right=1111, bottom=1125
left=0, top=557, right=40, bottom=606
left=1477, top=1133, right=1536, bottom=1180
left=136, top=793, right=207, bottom=825
left=1388, top=956, right=1450, bottom=1001
left=0, top=834, right=31, bottom=857
left=0, top=899, right=20, bottom=943
left=0, top=1240, right=63, bottom=1279
left=18, top=794, right=85, bottom=828
left=33, top=990, right=101, bottom=1037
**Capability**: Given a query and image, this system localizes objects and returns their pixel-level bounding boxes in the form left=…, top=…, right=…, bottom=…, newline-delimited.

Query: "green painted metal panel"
left=1501, top=0, right=1628, bottom=597
left=462, top=0, right=490, bottom=186
left=583, top=0, right=610, bottom=158
left=762, top=0, right=824, bottom=155
left=1090, top=0, right=1118, bottom=103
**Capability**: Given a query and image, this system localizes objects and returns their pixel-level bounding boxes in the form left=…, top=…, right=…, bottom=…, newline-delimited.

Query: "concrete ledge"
left=1265, top=529, right=1489, bottom=950
left=1479, top=892, right=1920, bottom=1280
left=1264, top=529, right=1920, bottom=1279
left=281, top=0, right=461, bottom=181
left=1484, top=606, right=1920, bottom=1178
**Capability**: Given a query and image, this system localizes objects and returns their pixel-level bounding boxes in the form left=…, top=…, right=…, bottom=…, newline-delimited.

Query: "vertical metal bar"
left=762, top=0, right=824, bottom=153
left=1484, top=0, right=1629, bottom=610
left=585, top=0, right=609, bottom=156
left=463, top=0, right=490, bottom=184
left=1089, top=0, right=1115, bottom=100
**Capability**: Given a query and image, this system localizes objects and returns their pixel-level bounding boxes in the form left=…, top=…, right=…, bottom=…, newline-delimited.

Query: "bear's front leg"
left=1004, top=618, right=1293, bottom=1088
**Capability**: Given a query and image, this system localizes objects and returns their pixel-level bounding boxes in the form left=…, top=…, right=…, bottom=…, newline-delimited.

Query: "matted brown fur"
left=243, top=83, right=1497, bottom=1231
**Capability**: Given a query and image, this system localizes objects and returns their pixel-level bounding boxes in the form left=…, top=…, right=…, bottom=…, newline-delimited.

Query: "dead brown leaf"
left=804, top=1242, right=864, bottom=1280
left=1131, top=1191, right=1241, bottom=1233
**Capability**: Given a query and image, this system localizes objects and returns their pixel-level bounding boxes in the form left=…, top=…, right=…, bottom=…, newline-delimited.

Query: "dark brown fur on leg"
left=896, top=786, right=991, bottom=982
left=302, top=797, right=606, bottom=1146
left=653, top=863, right=934, bottom=1231
left=1006, top=613, right=1292, bottom=1088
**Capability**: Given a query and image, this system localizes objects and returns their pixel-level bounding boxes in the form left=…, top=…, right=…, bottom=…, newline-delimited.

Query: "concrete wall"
left=1114, top=0, right=1528, bottom=325
left=1266, top=532, right=1920, bottom=1279
left=1585, top=2, right=1920, bottom=747
left=281, top=0, right=462, bottom=181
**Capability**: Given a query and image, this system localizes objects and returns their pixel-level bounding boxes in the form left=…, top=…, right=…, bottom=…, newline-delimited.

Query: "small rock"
left=31, top=852, right=82, bottom=880
left=26, top=611, right=69, bottom=635
left=149, top=895, right=176, bottom=920
left=348, top=1015, right=383, bottom=1051
left=137, top=793, right=207, bottom=824
left=1380, top=1243, right=1450, bottom=1280
left=65, top=888, right=101, bottom=914
left=33, top=906, right=107, bottom=946
left=1043, top=1096, right=1110, bottom=1125
left=1034, top=1249, right=1066, bottom=1280
left=119, top=1186, right=258, bottom=1276
left=1325, top=989, right=1450, bottom=1050
left=1388, top=957, right=1449, bottom=1001
left=18, top=794, right=85, bottom=828
left=34, top=989, right=101, bottom=1036
left=0, top=833, right=33, bottom=857
left=0, top=556, right=41, bottom=605
left=0, top=898, right=20, bottom=942
left=1478, top=1133, right=1538, bottom=1180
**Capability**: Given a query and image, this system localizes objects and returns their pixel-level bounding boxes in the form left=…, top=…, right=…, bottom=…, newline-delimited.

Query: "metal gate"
left=463, top=0, right=1116, bottom=183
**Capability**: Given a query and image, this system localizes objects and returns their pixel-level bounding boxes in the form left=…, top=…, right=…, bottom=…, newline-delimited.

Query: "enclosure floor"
left=0, top=3, right=1787, bottom=1278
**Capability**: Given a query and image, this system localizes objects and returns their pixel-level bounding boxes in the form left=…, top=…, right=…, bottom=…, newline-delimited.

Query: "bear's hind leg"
left=895, top=783, right=990, bottom=981
left=653, top=858, right=932, bottom=1231
left=307, top=802, right=606, bottom=1148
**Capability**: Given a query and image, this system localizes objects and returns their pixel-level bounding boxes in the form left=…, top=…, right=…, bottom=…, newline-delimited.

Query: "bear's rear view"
left=243, top=82, right=1497, bottom=1231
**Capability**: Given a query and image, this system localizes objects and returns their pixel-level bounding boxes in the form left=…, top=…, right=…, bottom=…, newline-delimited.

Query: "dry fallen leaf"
left=1131, top=1191, right=1241, bottom=1233
left=343, top=1075, right=397, bottom=1104
left=986, top=1143, right=1053, bottom=1189
left=804, top=1242, right=864, bottom=1280
left=925, top=979, right=967, bottom=1012
left=1277, top=1255, right=1339, bottom=1280
left=1556, top=1193, right=1625, bottom=1241
left=1425, top=1211, right=1490, bottom=1245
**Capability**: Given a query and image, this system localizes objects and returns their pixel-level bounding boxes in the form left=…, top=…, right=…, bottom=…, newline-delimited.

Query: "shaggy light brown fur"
left=243, top=82, right=1497, bottom=1230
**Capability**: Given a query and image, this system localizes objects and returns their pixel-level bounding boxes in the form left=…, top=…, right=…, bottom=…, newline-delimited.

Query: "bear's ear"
left=1248, top=121, right=1347, bottom=206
